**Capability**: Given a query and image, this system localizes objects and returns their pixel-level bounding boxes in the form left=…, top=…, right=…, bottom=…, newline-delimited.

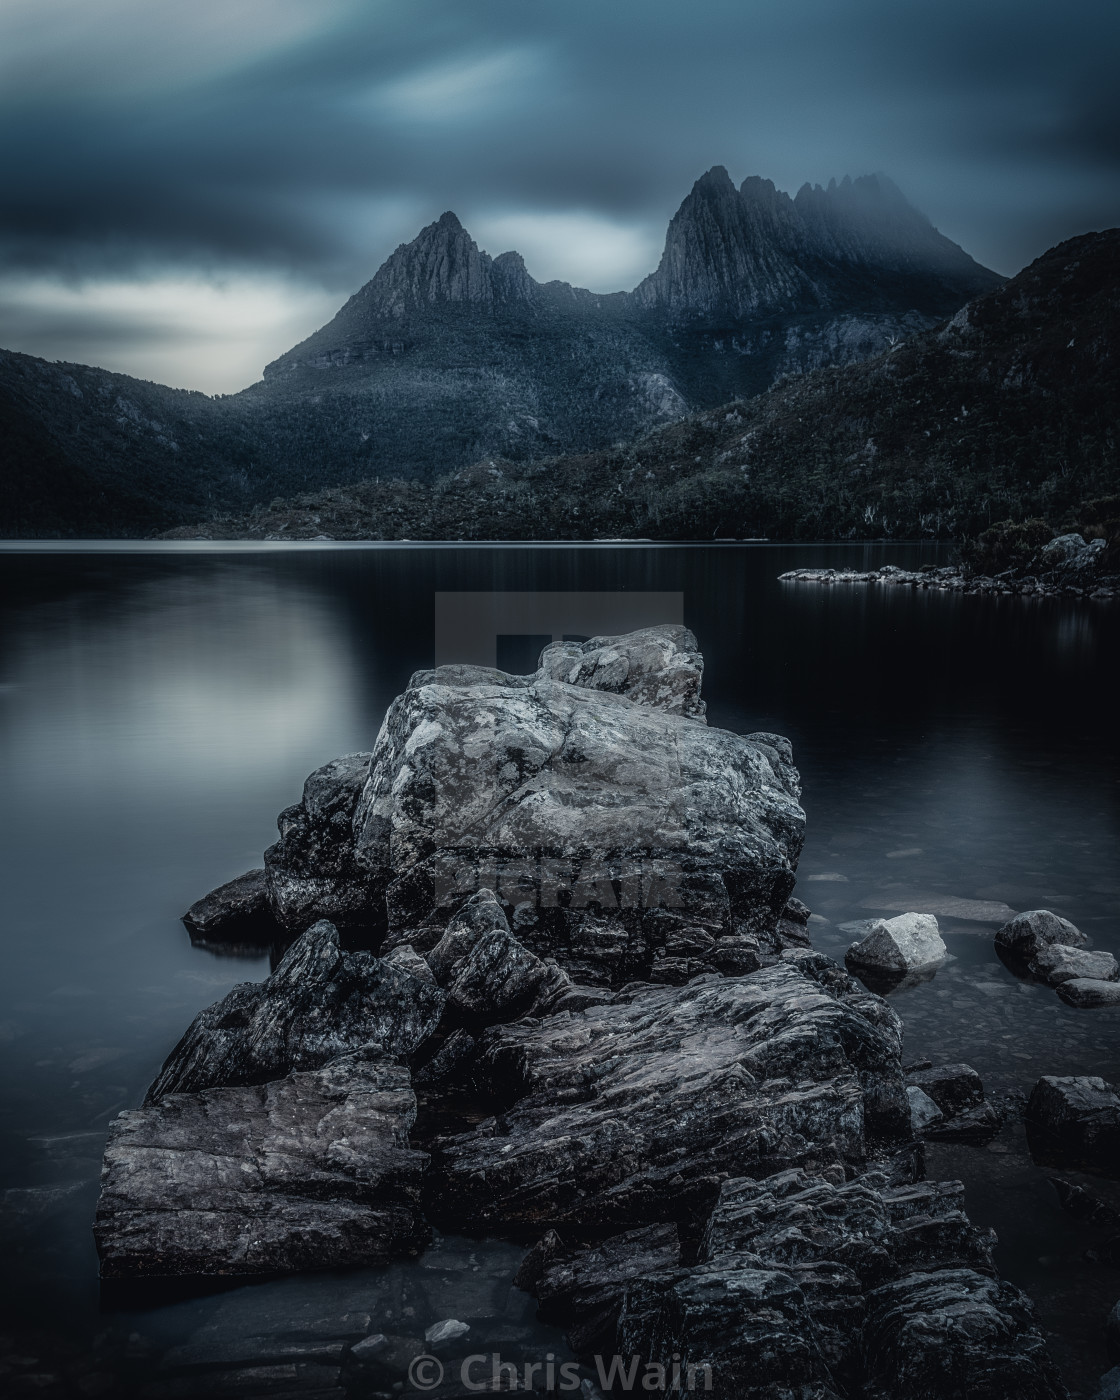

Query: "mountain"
left=0, top=168, right=1002, bottom=537
left=166, top=229, right=1119, bottom=544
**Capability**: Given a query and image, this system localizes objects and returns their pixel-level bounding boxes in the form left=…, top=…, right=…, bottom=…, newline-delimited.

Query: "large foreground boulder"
left=185, top=628, right=806, bottom=988
left=146, top=920, right=445, bottom=1103
left=95, top=1053, right=427, bottom=1278
left=427, top=959, right=910, bottom=1232
left=353, top=650, right=804, bottom=984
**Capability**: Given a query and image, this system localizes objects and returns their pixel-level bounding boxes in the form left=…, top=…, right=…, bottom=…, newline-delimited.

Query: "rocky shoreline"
left=780, top=542, right=1120, bottom=601
left=91, top=626, right=1116, bottom=1396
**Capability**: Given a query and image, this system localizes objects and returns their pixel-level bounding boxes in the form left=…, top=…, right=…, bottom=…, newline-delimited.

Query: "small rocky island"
left=95, top=626, right=1076, bottom=1397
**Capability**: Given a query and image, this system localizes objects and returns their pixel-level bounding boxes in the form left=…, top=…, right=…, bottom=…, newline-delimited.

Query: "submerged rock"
left=1030, top=944, right=1119, bottom=986
left=428, top=958, right=909, bottom=1232
left=1058, top=979, right=1120, bottom=1009
left=95, top=1052, right=427, bottom=1278
left=996, top=908, right=1086, bottom=961
left=146, top=920, right=445, bottom=1103
left=1027, top=1075, right=1120, bottom=1175
left=845, top=912, right=947, bottom=981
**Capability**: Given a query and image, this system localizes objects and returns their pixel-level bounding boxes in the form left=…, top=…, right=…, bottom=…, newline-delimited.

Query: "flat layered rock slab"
left=428, top=963, right=908, bottom=1232
left=95, top=1054, right=427, bottom=1278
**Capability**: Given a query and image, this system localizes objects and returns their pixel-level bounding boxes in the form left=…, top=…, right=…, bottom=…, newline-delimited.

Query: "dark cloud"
left=1, top=0, right=1117, bottom=384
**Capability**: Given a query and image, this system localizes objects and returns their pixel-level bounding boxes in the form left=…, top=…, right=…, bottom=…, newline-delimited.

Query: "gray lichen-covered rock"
left=996, top=908, right=1086, bottom=961
left=1027, top=1075, right=1120, bottom=1175
left=95, top=1052, right=427, bottom=1278
left=427, top=959, right=909, bottom=1232
left=263, top=752, right=376, bottom=932
left=145, top=920, right=445, bottom=1103
left=537, top=625, right=706, bottom=720
left=225, top=629, right=805, bottom=984
left=845, top=912, right=946, bottom=978
left=350, top=646, right=804, bottom=984
left=1029, top=944, right=1119, bottom=986
left=181, top=868, right=275, bottom=944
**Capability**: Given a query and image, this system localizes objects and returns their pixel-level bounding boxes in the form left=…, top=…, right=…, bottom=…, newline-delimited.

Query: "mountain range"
left=164, top=228, right=1120, bottom=544
left=0, top=168, right=1001, bottom=536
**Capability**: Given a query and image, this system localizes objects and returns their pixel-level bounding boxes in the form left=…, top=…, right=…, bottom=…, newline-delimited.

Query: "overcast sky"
left=2, top=0, right=1117, bottom=393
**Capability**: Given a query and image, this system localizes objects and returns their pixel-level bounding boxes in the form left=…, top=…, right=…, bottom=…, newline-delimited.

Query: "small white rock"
left=846, top=911, right=947, bottom=974
left=425, top=1318, right=470, bottom=1346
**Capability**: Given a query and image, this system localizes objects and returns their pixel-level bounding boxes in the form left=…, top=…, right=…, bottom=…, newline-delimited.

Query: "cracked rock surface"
left=95, top=1052, right=427, bottom=1278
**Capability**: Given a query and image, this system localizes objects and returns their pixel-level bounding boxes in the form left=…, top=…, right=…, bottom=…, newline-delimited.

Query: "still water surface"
left=1, top=543, right=1118, bottom=1395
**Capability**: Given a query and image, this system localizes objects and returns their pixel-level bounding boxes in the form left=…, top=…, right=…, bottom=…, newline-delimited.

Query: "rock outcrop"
left=181, top=868, right=275, bottom=945
left=95, top=1053, right=427, bottom=1277
left=145, top=920, right=444, bottom=1103
left=426, top=959, right=909, bottom=1233
left=523, top=1168, right=1063, bottom=1400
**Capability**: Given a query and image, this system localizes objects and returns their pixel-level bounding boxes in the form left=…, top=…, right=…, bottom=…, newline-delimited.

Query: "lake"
left=1, top=541, right=1118, bottom=1396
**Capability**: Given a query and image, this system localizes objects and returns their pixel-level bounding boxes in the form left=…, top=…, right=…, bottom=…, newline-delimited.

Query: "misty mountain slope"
left=1, top=167, right=1002, bottom=536
left=172, top=229, right=1117, bottom=542
left=247, top=171, right=1001, bottom=477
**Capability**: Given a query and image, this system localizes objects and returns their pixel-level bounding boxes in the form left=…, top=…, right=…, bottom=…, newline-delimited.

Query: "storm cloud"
left=2, top=0, right=1117, bottom=390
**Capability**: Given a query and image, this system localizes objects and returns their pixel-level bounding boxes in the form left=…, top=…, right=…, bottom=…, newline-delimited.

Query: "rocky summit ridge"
left=92, top=627, right=1068, bottom=1399
left=1, top=167, right=1003, bottom=536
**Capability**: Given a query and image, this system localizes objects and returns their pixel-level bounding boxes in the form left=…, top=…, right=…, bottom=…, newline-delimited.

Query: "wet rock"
left=996, top=908, right=1086, bottom=961
left=94, top=1052, right=427, bottom=1278
left=924, top=1100, right=1007, bottom=1143
left=145, top=920, right=445, bottom=1103
left=181, top=869, right=276, bottom=944
left=1029, top=944, right=1119, bottom=986
left=1058, top=979, right=1120, bottom=1008
left=263, top=752, right=376, bottom=933
left=1096, top=1364, right=1120, bottom=1400
left=534, top=1224, right=681, bottom=1354
left=590, top=1167, right=1059, bottom=1399
left=427, top=959, right=910, bottom=1233
left=907, top=1086, right=944, bottom=1134
left=861, top=1269, right=1064, bottom=1400
left=537, top=625, right=706, bottom=720
left=906, top=1063, right=985, bottom=1117
left=845, top=912, right=946, bottom=980
left=414, top=1029, right=478, bottom=1086
left=1026, top=1075, right=1120, bottom=1175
